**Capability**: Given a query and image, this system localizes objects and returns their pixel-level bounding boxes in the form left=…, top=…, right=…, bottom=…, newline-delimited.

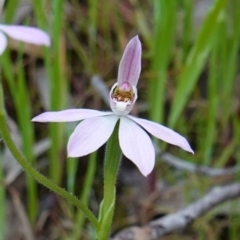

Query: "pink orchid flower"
left=0, top=24, right=50, bottom=55
left=32, top=36, right=193, bottom=176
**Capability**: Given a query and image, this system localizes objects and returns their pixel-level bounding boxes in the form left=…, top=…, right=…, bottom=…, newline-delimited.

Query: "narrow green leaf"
left=168, top=0, right=227, bottom=128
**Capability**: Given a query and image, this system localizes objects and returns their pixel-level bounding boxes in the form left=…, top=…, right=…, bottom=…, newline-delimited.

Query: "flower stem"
left=73, top=152, right=97, bottom=239
left=97, top=122, right=122, bottom=239
left=0, top=84, right=100, bottom=231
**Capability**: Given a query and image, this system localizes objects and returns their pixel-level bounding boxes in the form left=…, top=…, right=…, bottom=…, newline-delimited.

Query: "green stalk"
left=2, top=0, right=38, bottom=221
left=73, top=152, right=97, bottom=239
left=17, top=59, right=38, bottom=221
left=49, top=0, right=67, bottom=184
left=3, top=0, right=17, bottom=23
left=182, top=0, right=193, bottom=62
left=97, top=122, right=122, bottom=240
left=168, top=0, right=227, bottom=128
left=88, top=0, right=98, bottom=59
left=0, top=84, right=100, bottom=232
left=0, top=51, right=38, bottom=221
left=203, top=33, right=218, bottom=165
left=67, top=157, right=78, bottom=195
left=148, top=0, right=177, bottom=124
left=0, top=153, right=5, bottom=240
left=33, top=0, right=67, bottom=184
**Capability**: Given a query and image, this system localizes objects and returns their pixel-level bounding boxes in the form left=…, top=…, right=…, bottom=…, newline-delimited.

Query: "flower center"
left=112, top=82, right=134, bottom=103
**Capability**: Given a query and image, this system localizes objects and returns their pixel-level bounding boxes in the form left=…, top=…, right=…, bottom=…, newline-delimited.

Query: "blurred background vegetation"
left=0, top=0, right=240, bottom=239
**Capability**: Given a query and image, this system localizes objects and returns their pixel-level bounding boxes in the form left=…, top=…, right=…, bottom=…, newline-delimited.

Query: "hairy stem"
left=0, top=84, right=100, bottom=231
left=97, top=122, right=122, bottom=239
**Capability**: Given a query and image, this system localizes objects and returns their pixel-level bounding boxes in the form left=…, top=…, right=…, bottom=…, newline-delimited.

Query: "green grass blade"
left=33, top=0, right=67, bottom=183
left=16, top=58, right=38, bottom=221
left=181, top=0, right=193, bottom=62
left=0, top=153, right=5, bottom=240
left=202, top=34, right=219, bottom=165
left=148, top=0, right=177, bottom=123
left=48, top=0, right=67, bottom=183
left=72, top=152, right=97, bottom=239
left=168, top=0, right=227, bottom=128
left=0, top=51, right=38, bottom=221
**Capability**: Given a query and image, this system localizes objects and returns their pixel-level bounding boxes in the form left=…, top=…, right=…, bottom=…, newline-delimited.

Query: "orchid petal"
left=117, top=35, right=141, bottom=86
left=0, top=31, right=7, bottom=55
left=0, top=24, right=50, bottom=46
left=32, top=109, right=113, bottom=122
left=68, top=115, right=119, bottom=157
left=119, top=116, right=155, bottom=176
left=128, top=116, right=194, bottom=154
